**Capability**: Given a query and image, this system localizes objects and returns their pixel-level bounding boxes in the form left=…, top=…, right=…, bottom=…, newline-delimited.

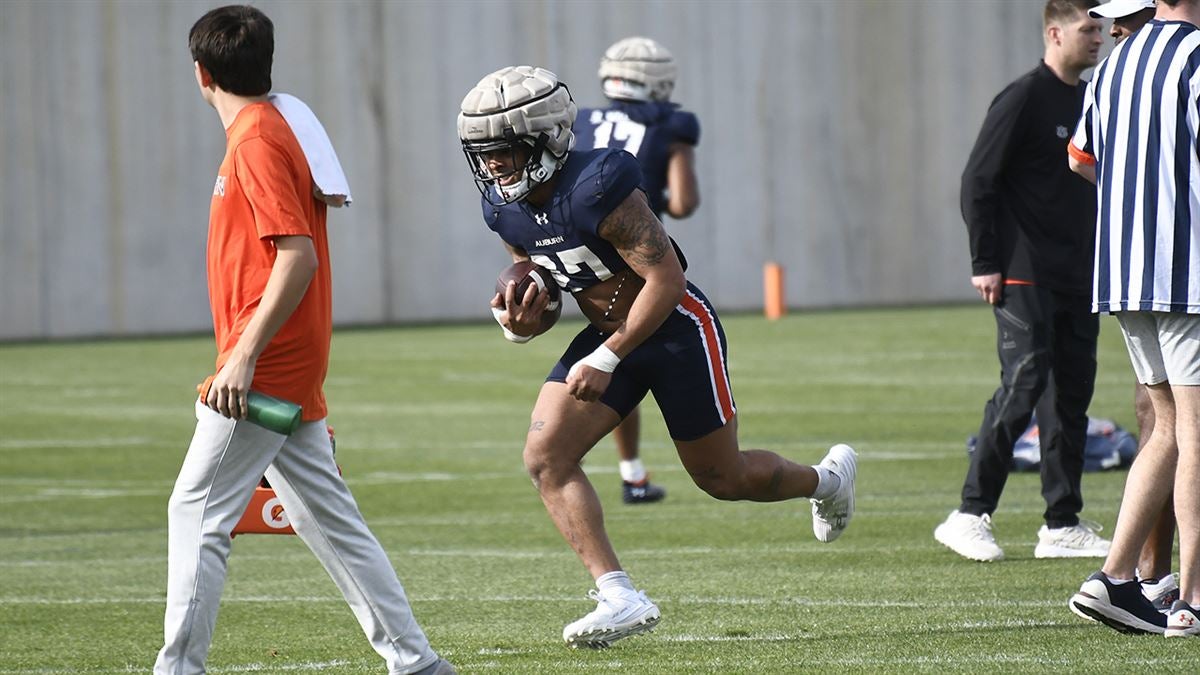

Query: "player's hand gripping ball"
left=495, top=261, right=562, bottom=334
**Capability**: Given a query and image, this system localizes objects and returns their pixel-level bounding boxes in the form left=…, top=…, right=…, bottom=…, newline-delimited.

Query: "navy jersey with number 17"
left=484, top=148, right=642, bottom=293
left=573, top=100, right=700, bottom=217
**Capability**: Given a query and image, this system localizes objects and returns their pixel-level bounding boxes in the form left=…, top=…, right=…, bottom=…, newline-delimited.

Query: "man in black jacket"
left=935, top=0, right=1112, bottom=562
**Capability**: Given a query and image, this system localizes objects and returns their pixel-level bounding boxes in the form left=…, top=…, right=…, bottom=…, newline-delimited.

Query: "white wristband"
left=568, top=344, right=621, bottom=377
left=491, top=306, right=533, bottom=344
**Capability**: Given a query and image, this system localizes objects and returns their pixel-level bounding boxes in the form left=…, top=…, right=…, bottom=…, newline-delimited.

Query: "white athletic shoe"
left=934, top=510, right=1004, bottom=562
left=1165, top=599, right=1200, bottom=637
left=1034, top=521, right=1111, bottom=559
left=562, top=588, right=660, bottom=649
left=810, top=443, right=857, bottom=542
left=1139, top=573, right=1180, bottom=612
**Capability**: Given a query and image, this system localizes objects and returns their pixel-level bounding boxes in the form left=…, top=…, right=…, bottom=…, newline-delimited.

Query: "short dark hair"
left=1044, top=0, right=1100, bottom=27
left=188, top=5, right=273, bottom=96
left=1160, top=0, right=1185, bottom=7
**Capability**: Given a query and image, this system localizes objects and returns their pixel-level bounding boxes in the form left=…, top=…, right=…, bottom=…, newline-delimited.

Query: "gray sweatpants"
left=154, top=401, right=436, bottom=674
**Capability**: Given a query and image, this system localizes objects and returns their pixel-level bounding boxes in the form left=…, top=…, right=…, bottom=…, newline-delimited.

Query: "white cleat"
left=810, top=443, right=857, bottom=542
left=562, top=589, right=660, bottom=649
left=934, top=510, right=1004, bottom=562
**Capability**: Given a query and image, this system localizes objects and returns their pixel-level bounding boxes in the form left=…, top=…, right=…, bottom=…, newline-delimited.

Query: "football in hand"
left=495, top=260, right=562, bottom=334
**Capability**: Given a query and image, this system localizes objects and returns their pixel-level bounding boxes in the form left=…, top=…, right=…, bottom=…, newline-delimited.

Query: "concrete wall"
left=0, top=0, right=1053, bottom=339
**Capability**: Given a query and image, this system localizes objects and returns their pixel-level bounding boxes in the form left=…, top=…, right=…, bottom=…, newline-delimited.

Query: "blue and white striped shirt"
left=1070, top=19, right=1200, bottom=315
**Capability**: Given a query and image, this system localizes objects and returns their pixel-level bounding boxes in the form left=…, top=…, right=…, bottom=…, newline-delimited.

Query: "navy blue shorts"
left=547, top=282, right=737, bottom=441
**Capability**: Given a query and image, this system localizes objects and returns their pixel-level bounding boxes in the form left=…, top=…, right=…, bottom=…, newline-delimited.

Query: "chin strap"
left=526, top=133, right=551, bottom=183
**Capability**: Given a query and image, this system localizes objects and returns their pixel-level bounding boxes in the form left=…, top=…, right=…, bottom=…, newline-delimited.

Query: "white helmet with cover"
left=598, top=37, right=676, bottom=102
left=458, top=66, right=577, bottom=204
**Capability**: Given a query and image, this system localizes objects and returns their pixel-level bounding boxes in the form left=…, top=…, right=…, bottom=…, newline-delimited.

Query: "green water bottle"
left=247, top=391, right=302, bottom=435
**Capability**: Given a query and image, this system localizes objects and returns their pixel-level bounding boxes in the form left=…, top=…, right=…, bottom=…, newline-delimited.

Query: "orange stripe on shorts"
left=678, top=291, right=736, bottom=423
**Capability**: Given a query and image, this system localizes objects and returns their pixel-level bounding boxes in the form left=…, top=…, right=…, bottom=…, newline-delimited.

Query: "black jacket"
left=961, top=61, right=1097, bottom=295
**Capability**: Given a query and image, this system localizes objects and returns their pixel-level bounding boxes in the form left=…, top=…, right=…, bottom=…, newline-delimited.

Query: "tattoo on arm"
left=529, top=420, right=545, bottom=432
left=599, top=193, right=670, bottom=269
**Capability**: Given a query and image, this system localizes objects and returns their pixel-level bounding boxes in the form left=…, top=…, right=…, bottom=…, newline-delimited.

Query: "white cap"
left=1088, top=0, right=1155, bottom=19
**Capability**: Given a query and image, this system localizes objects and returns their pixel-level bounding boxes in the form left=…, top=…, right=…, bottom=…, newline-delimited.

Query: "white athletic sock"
left=810, top=466, right=841, bottom=501
left=619, top=459, right=647, bottom=483
left=596, top=570, right=635, bottom=596
left=1104, top=574, right=1135, bottom=585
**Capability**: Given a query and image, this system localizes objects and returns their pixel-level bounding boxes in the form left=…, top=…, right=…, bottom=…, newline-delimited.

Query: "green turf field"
left=1, top=306, right=1194, bottom=673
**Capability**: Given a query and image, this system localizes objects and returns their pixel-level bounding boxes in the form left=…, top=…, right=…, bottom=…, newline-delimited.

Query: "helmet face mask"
left=462, top=133, right=554, bottom=205
left=458, top=66, right=577, bottom=205
left=600, top=77, right=653, bottom=103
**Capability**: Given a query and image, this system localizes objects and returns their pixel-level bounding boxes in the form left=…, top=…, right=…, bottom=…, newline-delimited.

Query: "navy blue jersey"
left=484, top=148, right=642, bottom=293
left=573, top=101, right=700, bottom=217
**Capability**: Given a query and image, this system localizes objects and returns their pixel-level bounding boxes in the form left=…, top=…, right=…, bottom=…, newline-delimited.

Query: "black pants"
left=959, top=284, right=1098, bottom=528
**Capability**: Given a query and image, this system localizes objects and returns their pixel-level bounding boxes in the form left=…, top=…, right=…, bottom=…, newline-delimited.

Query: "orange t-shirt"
left=203, top=102, right=331, bottom=420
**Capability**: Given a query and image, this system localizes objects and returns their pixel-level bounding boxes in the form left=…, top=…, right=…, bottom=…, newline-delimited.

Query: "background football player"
left=571, top=36, right=701, bottom=505
left=459, top=65, right=857, bottom=648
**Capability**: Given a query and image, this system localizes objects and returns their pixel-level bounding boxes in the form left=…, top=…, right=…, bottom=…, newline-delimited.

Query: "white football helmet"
left=458, top=66, right=577, bottom=204
left=598, top=37, right=676, bottom=102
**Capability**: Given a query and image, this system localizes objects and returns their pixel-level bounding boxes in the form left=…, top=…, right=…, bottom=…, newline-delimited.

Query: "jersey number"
left=531, top=247, right=614, bottom=291
left=590, top=111, right=646, bottom=156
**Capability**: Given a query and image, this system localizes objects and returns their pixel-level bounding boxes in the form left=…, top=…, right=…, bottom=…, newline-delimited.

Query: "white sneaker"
left=1139, top=573, right=1180, bottom=612
left=810, top=443, right=857, bottom=542
left=562, top=588, right=660, bottom=649
left=934, top=510, right=1004, bottom=562
left=1165, top=599, right=1200, bottom=637
left=1034, top=521, right=1111, bottom=559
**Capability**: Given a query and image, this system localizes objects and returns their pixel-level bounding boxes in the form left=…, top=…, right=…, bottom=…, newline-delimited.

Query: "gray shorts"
left=1114, top=312, right=1200, bottom=386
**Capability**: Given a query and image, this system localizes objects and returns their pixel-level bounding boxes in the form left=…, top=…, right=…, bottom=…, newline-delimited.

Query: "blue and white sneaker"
left=622, top=479, right=666, bottom=504
left=563, top=588, right=660, bottom=649
left=1069, top=571, right=1167, bottom=634
left=811, top=444, right=857, bottom=543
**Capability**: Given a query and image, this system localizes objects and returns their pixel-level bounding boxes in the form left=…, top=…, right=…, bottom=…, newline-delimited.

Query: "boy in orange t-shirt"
left=155, top=7, right=452, bottom=674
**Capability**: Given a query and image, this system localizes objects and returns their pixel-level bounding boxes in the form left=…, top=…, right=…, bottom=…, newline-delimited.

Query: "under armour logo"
left=535, top=213, right=549, bottom=226
left=1056, top=125, right=1069, bottom=139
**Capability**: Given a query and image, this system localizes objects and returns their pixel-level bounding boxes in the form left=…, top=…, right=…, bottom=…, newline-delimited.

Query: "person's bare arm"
left=567, top=191, right=685, bottom=401
left=1069, top=153, right=1097, bottom=184
left=665, top=142, right=700, bottom=219
left=504, top=241, right=530, bottom=263
left=206, top=235, right=317, bottom=418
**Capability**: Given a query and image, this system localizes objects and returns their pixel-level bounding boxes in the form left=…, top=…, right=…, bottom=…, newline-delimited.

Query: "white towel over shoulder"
left=269, top=93, right=352, bottom=207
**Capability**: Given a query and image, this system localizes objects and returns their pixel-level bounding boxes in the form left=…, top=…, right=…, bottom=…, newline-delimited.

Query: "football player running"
left=571, top=37, right=701, bottom=505
left=459, top=66, right=858, bottom=648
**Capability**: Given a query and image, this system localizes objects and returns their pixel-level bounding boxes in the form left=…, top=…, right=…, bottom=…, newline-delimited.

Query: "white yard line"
left=0, top=593, right=1068, bottom=609
left=0, top=659, right=359, bottom=674
left=0, top=437, right=156, bottom=451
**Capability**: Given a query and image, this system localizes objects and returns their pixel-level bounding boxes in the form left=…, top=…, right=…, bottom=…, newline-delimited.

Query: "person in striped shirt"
left=1088, top=0, right=1181, bottom=615
left=1067, top=0, right=1200, bottom=638
left=936, top=0, right=1111, bottom=564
